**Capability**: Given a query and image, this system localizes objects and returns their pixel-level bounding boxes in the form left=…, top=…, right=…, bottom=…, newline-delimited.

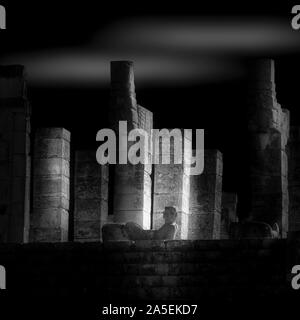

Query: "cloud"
left=2, top=16, right=299, bottom=87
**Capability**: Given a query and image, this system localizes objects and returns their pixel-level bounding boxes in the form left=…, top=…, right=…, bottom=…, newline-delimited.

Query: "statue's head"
left=163, top=206, right=177, bottom=224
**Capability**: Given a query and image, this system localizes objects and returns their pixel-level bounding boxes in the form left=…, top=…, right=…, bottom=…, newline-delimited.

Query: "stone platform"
left=0, top=237, right=298, bottom=302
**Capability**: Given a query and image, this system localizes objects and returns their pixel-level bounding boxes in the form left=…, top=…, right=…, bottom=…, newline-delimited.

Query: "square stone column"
left=110, top=61, right=153, bottom=229
left=74, top=150, right=109, bottom=241
left=113, top=163, right=152, bottom=228
left=30, top=128, right=70, bottom=242
left=221, top=193, right=238, bottom=239
left=247, top=59, right=289, bottom=237
left=0, top=65, right=31, bottom=243
left=153, top=131, right=191, bottom=239
left=188, top=150, right=223, bottom=239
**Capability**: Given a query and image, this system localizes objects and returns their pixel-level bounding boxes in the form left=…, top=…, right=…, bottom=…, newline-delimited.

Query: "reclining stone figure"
left=102, top=206, right=178, bottom=241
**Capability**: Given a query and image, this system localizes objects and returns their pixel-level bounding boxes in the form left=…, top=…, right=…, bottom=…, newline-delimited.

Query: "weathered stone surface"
left=34, top=158, right=70, bottom=177
left=109, top=61, right=138, bottom=131
left=288, top=126, right=300, bottom=232
left=35, top=127, right=71, bottom=141
left=113, top=209, right=151, bottom=229
left=102, top=223, right=130, bottom=241
left=153, top=140, right=191, bottom=239
left=30, top=128, right=70, bottom=242
left=188, top=150, right=223, bottom=240
left=30, top=227, right=68, bottom=242
left=34, top=138, right=70, bottom=159
left=34, top=195, right=69, bottom=210
left=153, top=193, right=189, bottom=216
left=75, top=220, right=107, bottom=241
left=0, top=65, right=31, bottom=243
left=110, top=62, right=153, bottom=230
left=33, top=176, right=69, bottom=198
left=221, top=193, right=238, bottom=239
left=74, top=150, right=109, bottom=242
left=31, top=208, right=68, bottom=228
left=247, top=59, right=289, bottom=237
left=230, top=221, right=279, bottom=239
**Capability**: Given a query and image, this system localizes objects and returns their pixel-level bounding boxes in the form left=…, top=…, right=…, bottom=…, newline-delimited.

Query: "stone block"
left=188, top=212, right=221, bottom=240
left=35, top=128, right=70, bottom=141
left=74, top=149, right=109, bottom=242
left=30, top=227, right=68, bottom=242
left=114, top=167, right=151, bottom=195
left=74, top=220, right=101, bottom=240
left=34, top=158, right=69, bottom=177
left=153, top=193, right=189, bottom=214
left=34, top=195, right=69, bottom=210
left=34, top=176, right=69, bottom=198
left=74, top=199, right=102, bottom=221
left=30, top=208, right=68, bottom=229
left=34, top=138, right=70, bottom=160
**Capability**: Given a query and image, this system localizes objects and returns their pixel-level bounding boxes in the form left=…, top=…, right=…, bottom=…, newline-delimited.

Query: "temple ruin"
left=0, top=59, right=298, bottom=243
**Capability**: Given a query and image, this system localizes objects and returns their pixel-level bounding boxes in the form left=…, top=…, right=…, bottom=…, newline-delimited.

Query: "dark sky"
left=1, top=1, right=300, bottom=216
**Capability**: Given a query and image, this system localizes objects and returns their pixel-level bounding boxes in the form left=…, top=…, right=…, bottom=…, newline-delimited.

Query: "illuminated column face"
left=30, top=128, right=70, bottom=242
left=110, top=61, right=153, bottom=229
left=247, top=59, right=289, bottom=237
left=112, top=106, right=153, bottom=229
left=152, top=132, right=191, bottom=240
left=74, top=150, right=109, bottom=241
left=188, top=150, right=223, bottom=240
left=0, top=65, right=31, bottom=243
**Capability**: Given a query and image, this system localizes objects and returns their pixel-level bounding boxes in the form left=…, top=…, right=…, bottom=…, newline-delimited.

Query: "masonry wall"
left=0, top=239, right=289, bottom=301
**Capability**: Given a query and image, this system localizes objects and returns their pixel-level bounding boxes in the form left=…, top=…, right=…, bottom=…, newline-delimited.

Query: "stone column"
left=221, top=193, right=238, bottom=239
left=30, top=128, right=70, bottom=242
left=0, top=65, right=31, bottom=243
left=188, top=150, right=223, bottom=239
left=247, top=59, right=289, bottom=237
left=74, top=150, right=109, bottom=241
left=153, top=132, right=191, bottom=239
left=110, top=61, right=153, bottom=229
left=288, top=127, right=300, bottom=232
